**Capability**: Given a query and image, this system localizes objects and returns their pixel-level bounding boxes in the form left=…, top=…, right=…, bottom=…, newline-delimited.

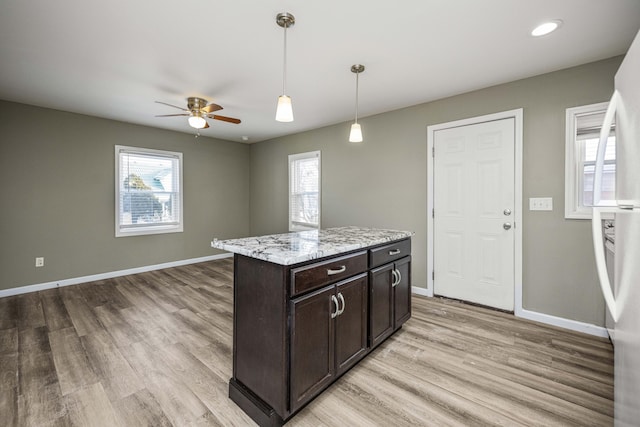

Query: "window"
left=289, top=151, right=321, bottom=231
left=115, top=145, right=183, bottom=237
left=565, top=103, right=616, bottom=219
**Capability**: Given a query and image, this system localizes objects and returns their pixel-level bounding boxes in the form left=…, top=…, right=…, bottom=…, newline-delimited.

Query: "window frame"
left=564, top=102, right=614, bottom=219
left=115, top=145, right=184, bottom=237
left=288, top=151, right=321, bottom=232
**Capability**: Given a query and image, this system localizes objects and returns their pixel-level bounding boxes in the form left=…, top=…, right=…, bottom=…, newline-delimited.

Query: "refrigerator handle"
left=593, top=91, right=618, bottom=206
left=592, top=207, right=617, bottom=322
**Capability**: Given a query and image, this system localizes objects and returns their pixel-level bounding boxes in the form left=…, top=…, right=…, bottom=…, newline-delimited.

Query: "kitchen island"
left=212, top=226, right=413, bottom=426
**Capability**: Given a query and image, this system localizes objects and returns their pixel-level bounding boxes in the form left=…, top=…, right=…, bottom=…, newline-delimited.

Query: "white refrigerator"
left=592, top=29, right=640, bottom=426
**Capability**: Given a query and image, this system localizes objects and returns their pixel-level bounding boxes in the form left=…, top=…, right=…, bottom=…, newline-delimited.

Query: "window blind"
left=576, top=111, right=615, bottom=140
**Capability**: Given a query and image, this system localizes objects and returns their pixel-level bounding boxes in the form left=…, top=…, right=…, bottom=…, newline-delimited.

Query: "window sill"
left=116, top=224, right=183, bottom=237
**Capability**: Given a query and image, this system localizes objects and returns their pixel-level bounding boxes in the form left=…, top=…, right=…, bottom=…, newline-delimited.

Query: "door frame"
left=426, top=108, right=524, bottom=316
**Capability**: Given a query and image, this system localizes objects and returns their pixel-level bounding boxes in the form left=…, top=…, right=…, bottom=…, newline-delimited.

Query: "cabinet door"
left=335, top=273, right=368, bottom=375
left=369, top=264, right=394, bottom=348
left=394, top=256, right=411, bottom=328
left=290, top=285, right=336, bottom=412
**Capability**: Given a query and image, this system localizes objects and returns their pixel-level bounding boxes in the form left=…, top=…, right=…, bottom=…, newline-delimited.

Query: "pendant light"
left=275, top=12, right=295, bottom=122
left=349, top=64, right=365, bottom=142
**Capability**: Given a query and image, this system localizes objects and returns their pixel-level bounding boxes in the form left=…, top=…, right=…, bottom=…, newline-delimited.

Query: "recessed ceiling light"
left=531, top=20, right=563, bottom=37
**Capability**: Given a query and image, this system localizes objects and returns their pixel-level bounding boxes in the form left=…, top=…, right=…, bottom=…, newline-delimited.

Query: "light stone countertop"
left=211, top=226, right=413, bottom=266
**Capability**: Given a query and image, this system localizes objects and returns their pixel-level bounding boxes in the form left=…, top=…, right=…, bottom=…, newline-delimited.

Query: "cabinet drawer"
left=369, top=239, right=411, bottom=269
left=291, top=251, right=367, bottom=297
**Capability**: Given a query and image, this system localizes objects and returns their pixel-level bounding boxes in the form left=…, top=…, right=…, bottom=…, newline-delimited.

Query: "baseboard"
left=0, top=253, right=233, bottom=298
left=412, top=286, right=429, bottom=297
left=517, top=308, right=609, bottom=338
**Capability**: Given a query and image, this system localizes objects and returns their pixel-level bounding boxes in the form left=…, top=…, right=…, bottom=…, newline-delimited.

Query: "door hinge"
left=432, top=146, right=435, bottom=157
left=432, top=208, right=434, bottom=218
left=432, top=270, right=435, bottom=280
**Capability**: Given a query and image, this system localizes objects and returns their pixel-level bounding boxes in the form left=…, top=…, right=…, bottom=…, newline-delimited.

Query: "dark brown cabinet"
left=335, top=274, right=368, bottom=374
left=394, top=256, right=412, bottom=326
left=369, top=240, right=412, bottom=349
left=229, top=238, right=411, bottom=427
left=290, top=273, right=367, bottom=412
left=290, top=285, right=335, bottom=412
left=369, top=263, right=395, bottom=347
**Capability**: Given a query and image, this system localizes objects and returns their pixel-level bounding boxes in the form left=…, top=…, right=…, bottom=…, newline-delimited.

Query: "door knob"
left=503, top=208, right=512, bottom=216
left=503, top=222, right=512, bottom=230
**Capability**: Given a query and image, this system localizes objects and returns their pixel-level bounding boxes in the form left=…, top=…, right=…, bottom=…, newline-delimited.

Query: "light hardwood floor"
left=0, top=258, right=613, bottom=426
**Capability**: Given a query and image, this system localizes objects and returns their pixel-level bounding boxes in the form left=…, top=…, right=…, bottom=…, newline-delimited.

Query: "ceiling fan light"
left=276, top=95, right=294, bottom=122
left=349, top=123, right=363, bottom=143
left=188, top=115, right=207, bottom=129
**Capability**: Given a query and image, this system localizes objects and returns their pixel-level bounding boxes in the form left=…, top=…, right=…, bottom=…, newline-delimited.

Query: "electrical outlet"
left=35, top=257, right=44, bottom=267
left=529, top=197, right=553, bottom=211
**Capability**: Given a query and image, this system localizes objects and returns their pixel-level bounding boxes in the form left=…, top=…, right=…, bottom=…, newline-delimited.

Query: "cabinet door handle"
left=330, top=295, right=339, bottom=319
left=337, top=293, right=346, bottom=316
left=388, top=249, right=401, bottom=256
left=392, top=269, right=402, bottom=287
left=391, top=268, right=402, bottom=288
left=327, top=265, right=347, bottom=276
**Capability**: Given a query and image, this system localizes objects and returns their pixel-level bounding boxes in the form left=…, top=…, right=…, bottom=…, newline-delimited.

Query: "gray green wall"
left=0, top=101, right=250, bottom=291
left=249, top=56, right=623, bottom=326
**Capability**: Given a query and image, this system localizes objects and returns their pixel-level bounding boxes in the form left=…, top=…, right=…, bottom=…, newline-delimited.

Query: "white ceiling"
left=1, top=1, right=639, bottom=143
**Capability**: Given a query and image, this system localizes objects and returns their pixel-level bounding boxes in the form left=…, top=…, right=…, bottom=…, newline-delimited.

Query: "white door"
left=434, top=118, right=515, bottom=311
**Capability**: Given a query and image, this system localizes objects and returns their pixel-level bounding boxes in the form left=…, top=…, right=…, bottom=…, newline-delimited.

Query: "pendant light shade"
left=349, top=64, right=365, bottom=143
left=275, top=13, right=295, bottom=122
left=276, top=95, right=293, bottom=122
left=349, top=123, right=363, bottom=143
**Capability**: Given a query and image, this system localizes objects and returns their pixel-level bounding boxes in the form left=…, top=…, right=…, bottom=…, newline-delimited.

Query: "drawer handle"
left=327, top=265, right=347, bottom=276
left=388, top=249, right=401, bottom=256
left=331, top=295, right=339, bottom=319
left=337, top=293, right=345, bottom=316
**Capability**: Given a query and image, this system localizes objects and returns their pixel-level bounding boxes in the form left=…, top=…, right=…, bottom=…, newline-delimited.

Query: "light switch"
left=529, top=197, right=553, bottom=211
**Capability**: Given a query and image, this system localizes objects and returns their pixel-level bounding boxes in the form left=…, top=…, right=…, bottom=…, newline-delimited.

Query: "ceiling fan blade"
left=203, top=121, right=210, bottom=129
left=210, top=114, right=241, bottom=124
left=155, top=113, right=189, bottom=117
left=155, top=101, right=188, bottom=111
left=202, top=103, right=223, bottom=113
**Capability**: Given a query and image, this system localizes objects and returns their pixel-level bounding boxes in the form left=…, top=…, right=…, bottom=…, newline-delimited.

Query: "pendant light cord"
left=282, top=24, right=288, bottom=96
left=354, top=71, right=359, bottom=124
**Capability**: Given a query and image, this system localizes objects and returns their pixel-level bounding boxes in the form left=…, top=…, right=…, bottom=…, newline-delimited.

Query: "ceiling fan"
left=155, top=97, right=241, bottom=130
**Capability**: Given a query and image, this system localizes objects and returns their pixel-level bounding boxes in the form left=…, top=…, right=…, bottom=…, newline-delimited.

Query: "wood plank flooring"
left=0, top=258, right=613, bottom=426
